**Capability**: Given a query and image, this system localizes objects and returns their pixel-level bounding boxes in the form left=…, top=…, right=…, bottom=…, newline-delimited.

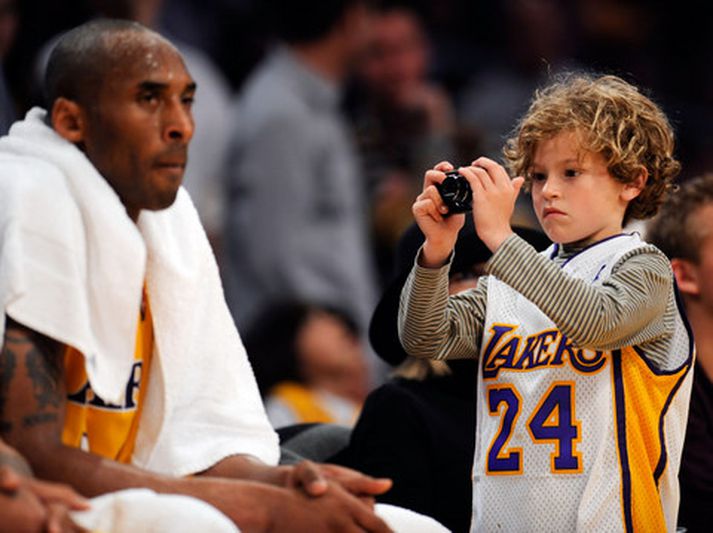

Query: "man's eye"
left=182, top=95, right=195, bottom=106
left=139, top=93, right=159, bottom=104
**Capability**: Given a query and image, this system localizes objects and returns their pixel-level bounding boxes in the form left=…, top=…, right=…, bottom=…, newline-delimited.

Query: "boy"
left=399, top=73, right=692, bottom=532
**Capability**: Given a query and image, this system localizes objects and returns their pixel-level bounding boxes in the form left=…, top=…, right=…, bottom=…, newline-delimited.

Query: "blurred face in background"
left=297, top=310, right=370, bottom=404
left=358, top=8, right=428, bottom=105
left=674, top=204, right=713, bottom=315
left=0, top=0, right=18, bottom=59
left=340, top=1, right=377, bottom=70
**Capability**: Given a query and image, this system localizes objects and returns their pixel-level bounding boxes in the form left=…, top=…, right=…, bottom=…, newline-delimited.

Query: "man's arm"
left=0, top=317, right=392, bottom=532
left=0, top=437, right=88, bottom=533
left=201, top=454, right=392, bottom=502
left=1, top=317, right=164, bottom=496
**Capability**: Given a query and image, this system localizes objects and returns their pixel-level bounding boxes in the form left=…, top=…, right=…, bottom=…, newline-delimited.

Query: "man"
left=647, top=173, right=713, bottom=533
left=222, top=0, right=379, bottom=366
left=0, top=18, right=441, bottom=532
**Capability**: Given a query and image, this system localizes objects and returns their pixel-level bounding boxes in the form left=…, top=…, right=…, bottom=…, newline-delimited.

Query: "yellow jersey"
left=62, top=287, right=153, bottom=463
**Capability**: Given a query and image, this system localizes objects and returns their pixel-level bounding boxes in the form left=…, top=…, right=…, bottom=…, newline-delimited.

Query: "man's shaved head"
left=45, top=18, right=195, bottom=220
left=44, top=18, right=175, bottom=108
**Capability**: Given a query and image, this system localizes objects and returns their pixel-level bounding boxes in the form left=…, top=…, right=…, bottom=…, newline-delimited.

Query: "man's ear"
left=621, top=169, right=648, bottom=202
left=671, top=258, right=700, bottom=297
left=50, top=97, right=86, bottom=144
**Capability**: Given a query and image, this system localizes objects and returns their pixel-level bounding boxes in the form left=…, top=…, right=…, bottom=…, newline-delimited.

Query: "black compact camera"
left=436, top=170, right=472, bottom=215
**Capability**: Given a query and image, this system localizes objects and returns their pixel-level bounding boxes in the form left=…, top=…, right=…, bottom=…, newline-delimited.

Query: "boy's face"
left=529, top=132, right=634, bottom=247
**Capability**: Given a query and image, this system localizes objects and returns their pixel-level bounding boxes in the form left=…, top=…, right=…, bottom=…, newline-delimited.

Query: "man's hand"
left=286, top=460, right=392, bottom=504
left=0, top=463, right=89, bottom=533
left=269, top=482, right=393, bottom=533
left=189, top=476, right=393, bottom=533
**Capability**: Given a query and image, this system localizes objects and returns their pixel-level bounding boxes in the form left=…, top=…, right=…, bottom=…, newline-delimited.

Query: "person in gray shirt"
left=223, top=0, right=381, bottom=379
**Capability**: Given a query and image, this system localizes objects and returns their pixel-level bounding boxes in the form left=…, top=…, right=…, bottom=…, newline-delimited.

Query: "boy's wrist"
left=480, top=228, right=515, bottom=253
left=419, top=240, right=452, bottom=268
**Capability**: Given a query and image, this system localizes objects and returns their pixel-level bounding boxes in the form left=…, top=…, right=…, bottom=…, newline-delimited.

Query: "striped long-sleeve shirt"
left=398, top=233, right=684, bottom=370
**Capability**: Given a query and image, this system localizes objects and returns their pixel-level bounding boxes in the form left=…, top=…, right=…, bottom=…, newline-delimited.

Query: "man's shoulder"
left=0, top=153, right=73, bottom=206
left=0, top=153, right=80, bottom=232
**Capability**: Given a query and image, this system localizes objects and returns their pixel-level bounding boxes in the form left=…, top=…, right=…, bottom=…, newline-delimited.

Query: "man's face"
left=359, top=10, right=428, bottom=104
left=79, top=33, right=195, bottom=220
left=0, top=0, right=18, bottom=58
left=687, top=205, right=713, bottom=314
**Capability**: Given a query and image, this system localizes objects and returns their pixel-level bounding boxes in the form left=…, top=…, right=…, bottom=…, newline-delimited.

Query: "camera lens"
left=436, top=170, right=472, bottom=214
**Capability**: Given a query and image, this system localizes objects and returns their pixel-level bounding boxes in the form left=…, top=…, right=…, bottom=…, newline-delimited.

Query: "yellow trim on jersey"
left=269, top=382, right=335, bottom=424
left=62, top=288, right=153, bottom=463
left=614, top=346, right=689, bottom=532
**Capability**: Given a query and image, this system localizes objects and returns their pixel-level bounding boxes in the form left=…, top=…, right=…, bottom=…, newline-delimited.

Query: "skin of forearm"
left=0, top=440, right=33, bottom=476
left=19, top=438, right=172, bottom=497
left=198, top=454, right=289, bottom=486
left=14, top=432, right=276, bottom=531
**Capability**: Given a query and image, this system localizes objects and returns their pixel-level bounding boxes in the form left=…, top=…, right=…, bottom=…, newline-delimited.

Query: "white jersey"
left=472, top=234, right=693, bottom=532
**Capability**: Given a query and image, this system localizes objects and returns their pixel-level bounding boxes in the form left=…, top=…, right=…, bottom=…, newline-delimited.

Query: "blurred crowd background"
left=1, top=0, right=711, bottom=423
left=4, top=0, right=711, bottom=175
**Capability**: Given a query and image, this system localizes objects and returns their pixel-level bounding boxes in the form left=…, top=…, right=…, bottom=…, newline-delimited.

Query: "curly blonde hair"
left=503, top=73, right=680, bottom=223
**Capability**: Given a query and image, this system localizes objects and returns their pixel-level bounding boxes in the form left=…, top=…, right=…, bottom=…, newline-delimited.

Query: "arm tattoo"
left=25, top=346, right=62, bottom=410
left=2, top=319, right=64, bottom=434
left=0, top=344, right=16, bottom=435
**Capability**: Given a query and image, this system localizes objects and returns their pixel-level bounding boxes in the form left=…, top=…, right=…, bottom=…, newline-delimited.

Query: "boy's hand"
left=459, top=157, right=524, bottom=252
left=412, top=161, right=465, bottom=268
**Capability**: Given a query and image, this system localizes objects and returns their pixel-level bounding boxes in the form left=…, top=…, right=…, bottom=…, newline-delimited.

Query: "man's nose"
left=163, top=101, right=194, bottom=143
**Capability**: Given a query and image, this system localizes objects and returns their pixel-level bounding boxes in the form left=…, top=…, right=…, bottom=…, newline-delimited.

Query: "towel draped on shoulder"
left=0, top=108, right=279, bottom=475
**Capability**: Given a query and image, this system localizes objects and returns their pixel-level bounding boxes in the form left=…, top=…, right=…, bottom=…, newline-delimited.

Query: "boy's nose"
left=541, top=177, right=560, bottom=198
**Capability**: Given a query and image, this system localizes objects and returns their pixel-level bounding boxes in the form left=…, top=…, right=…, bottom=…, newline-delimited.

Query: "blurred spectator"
left=647, top=174, right=713, bottom=533
left=31, top=0, right=232, bottom=244
left=0, top=0, right=18, bottom=135
left=573, top=0, right=660, bottom=87
left=348, top=3, right=456, bottom=195
left=244, top=301, right=370, bottom=428
left=222, top=0, right=382, bottom=380
left=457, top=0, right=579, bottom=158
left=340, top=216, right=550, bottom=533
left=345, top=2, right=475, bottom=286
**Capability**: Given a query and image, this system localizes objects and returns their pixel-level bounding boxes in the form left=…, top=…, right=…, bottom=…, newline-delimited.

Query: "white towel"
left=0, top=108, right=279, bottom=475
left=71, top=489, right=239, bottom=533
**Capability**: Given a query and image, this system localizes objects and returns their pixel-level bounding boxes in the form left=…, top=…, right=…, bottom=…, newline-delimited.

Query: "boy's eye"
left=528, top=171, right=546, bottom=182
left=564, top=168, right=580, bottom=178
